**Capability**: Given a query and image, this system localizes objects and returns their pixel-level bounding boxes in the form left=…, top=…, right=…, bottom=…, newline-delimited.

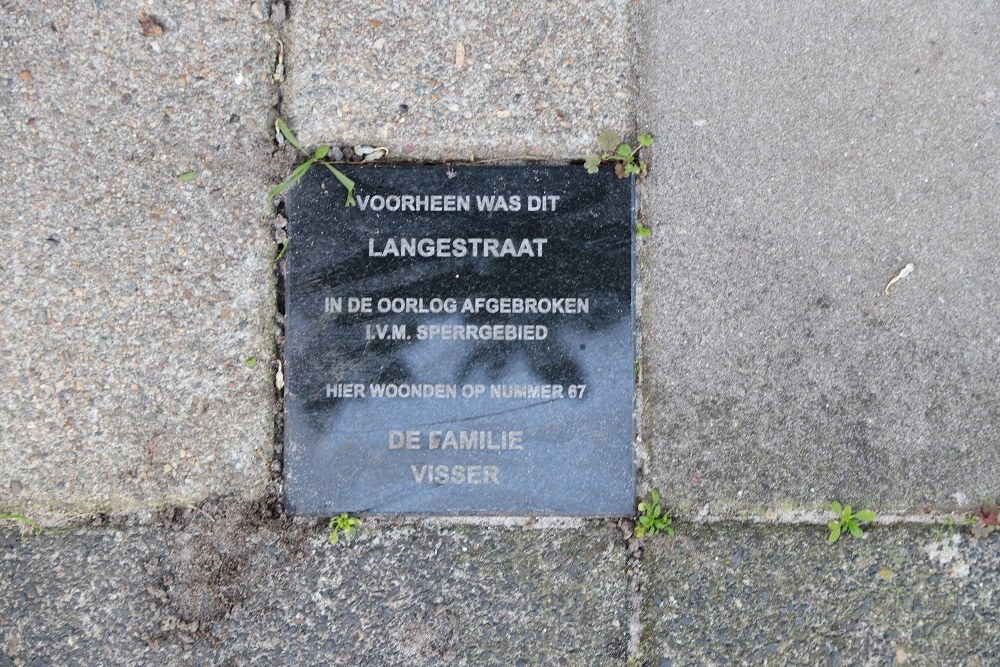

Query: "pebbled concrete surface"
left=640, top=525, right=1000, bottom=666
left=0, top=2, right=997, bottom=665
left=283, top=0, right=637, bottom=160
left=0, top=509, right=630, bottom=666
left=0, top=1, right=278, bottom=517
left=638, top=1, right=1000, bottom=516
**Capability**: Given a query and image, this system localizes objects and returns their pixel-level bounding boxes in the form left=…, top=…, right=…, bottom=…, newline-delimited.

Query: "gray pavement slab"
left=283, top=0, right=637, bottom=160
left=638, top=1, right=1000, bottom=516
left=0, top=1, right=278, bottom=517
left=640, top=525, right=1000, bottom=666
left=0, top=512, right=630, bottom=666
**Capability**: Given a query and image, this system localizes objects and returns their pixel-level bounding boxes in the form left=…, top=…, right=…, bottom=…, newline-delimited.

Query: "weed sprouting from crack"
left=270, top=119, right=358, bottom=205
left=327, top=513, right=361, bottom=545
left=585, top=131, right=653, bottom=179
left=275, top=235, right=289, bottom=262
left=827, top=501, right=876, bottom=544
left=635, top=490, right=674, bottom=539
left=0, top=513, right=42, bottom=534
left=971, top=500, right=998, bottom=539
left=934, top=515, right=977, bottom=542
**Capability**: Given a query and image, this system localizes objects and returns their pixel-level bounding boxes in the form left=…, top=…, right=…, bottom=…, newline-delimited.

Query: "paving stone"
left=640, top=525, right=1000, bottom=665
left=284, top=164, right=636, bottom=516
left=638, top=1, right=1000, bottom=515
left=283, top=0, right=637, bottom=159
left=0, top=1, right=279, bottom=517
left=0, top=513, right=630, bottom=666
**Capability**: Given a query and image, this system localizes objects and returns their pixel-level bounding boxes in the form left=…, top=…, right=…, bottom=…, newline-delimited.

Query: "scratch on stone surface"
left=884, top=262, right=915, bottom=295
left=406, top=399, right=561, bottom=428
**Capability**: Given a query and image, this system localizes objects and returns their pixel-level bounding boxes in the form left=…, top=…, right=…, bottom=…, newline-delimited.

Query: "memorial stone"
left=285, top=165, right=635, bottom=515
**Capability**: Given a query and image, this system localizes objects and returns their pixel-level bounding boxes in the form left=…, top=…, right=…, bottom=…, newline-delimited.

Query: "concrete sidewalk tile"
left=638, top=1, right=999, bottom=515
left=1, top=518, right=629, bottom=665
left=0, top=1, right=278, bottom=517
left=284, top=0, right=637, bottom=160
left=641, top=525, right=999, bottom=665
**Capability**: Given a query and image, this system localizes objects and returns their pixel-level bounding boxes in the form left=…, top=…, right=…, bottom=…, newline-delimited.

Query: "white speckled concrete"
left=284, top=0, right=637, bottom=159
left=0, top=0, right=278, bottom=517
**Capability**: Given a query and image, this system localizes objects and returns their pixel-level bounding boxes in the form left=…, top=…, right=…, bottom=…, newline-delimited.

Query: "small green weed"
left=827, top=501, right=876, bottom=544
left=327, top=512, right=361, bottom=545
left=1, top=513, right=42, bottom=534
left=635, top=489, right=674, bottom=538
left=585, top=131, right=653, bottom=179
left=270, top=119, right=357, bottom=206
left=275, top=236, right=290, bottom=262
left=934, top=517, right=958, bottom=541
left=935, top=514, right=980, bottom=541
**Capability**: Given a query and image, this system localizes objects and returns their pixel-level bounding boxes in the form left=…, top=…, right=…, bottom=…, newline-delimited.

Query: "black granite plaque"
left=285, top=165, right=635, bottom=515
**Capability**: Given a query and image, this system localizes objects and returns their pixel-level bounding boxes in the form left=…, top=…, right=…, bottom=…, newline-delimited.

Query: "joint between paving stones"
left=266, top=0, right=292, bottom=516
